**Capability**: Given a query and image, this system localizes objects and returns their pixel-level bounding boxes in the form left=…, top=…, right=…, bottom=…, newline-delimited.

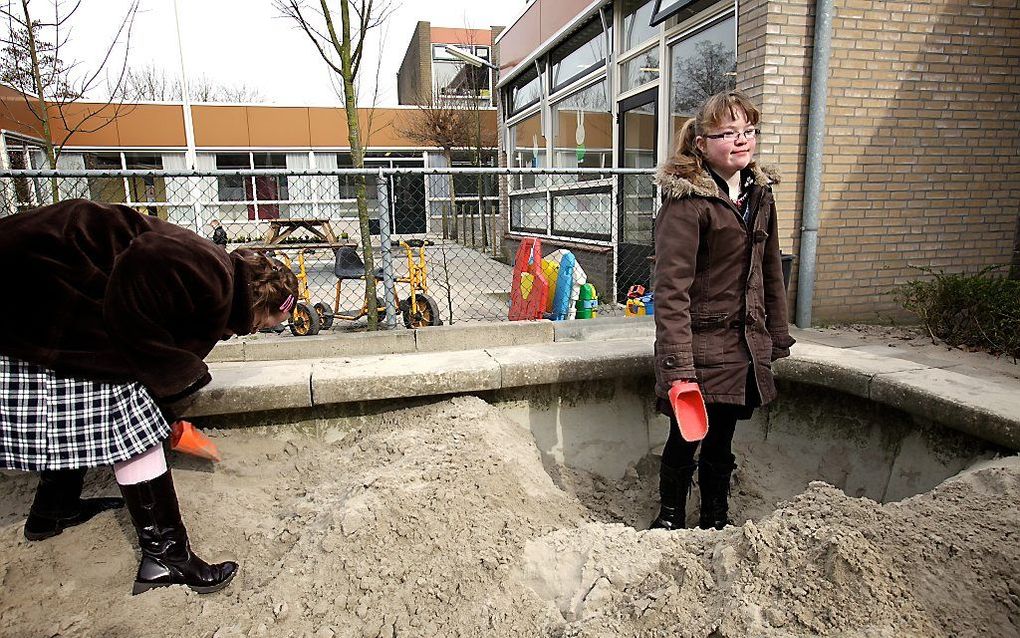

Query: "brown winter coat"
left=0, top=199, right=258, bottom=401
left=652, top=160, right=795, bottom=406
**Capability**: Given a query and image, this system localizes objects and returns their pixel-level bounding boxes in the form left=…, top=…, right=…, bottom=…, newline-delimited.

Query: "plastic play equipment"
left=509, top=238, right=549, bottom=321
left=575, top=283, right=598, bottom=319
left=668, top=381, right=709, bottom=442
left=546, top=250, right=586, bottom=321
left=170, top=420, right=221, bottom=462
left=625, top=285, right=655, bottom=317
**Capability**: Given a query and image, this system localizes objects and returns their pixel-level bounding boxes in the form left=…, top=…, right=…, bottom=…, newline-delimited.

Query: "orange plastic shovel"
left=170, top=420, right=221, bottom=462
left=669, top=381, right=709, bottom=442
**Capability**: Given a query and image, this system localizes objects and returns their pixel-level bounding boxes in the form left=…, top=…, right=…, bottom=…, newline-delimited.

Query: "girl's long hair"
left=234, top=249, right=299, bottom=314
left=668, top=90, right=761, bottom=175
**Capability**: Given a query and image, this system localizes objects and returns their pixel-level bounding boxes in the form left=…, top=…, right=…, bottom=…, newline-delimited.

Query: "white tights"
left=113, top=444, right=167, bottom=485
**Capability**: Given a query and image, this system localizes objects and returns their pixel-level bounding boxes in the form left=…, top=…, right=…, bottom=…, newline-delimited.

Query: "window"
left=621, top=0, right=657, bottom=52
left=550, top=18, right=609, bottom=91
left=432, top=44, right=492, bottom=100
left=550, top=80, right=611, bottom=172
left=123, top=153, right=166, bottom=217
left=336, top=153, right=378, bottom=201
left=252, top=153, right=288, bottom=219
left=669, top=14, right=736, bottom=141
left=510, top=194, right=547, bottom=233
left=508, top=67, right=542, bottom=114
left=620, top=46, right=660, bottom=93
left=433, top=61, right=490, bottom=99
left=508, top=111, right=547, bottom=189
left=84, top=152, right=125, bottom=203
left=552, top=188, right=611, bottom=239
left=216, top=153, right=249, bottom=202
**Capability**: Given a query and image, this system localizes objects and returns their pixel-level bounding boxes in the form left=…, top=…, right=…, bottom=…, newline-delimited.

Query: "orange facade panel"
left=48, top=103, right=122, bottom=148
left=430, top=27, right=493, bottom=46
left=308, top=107, right=349, bottom=146
left=193, top=105, right=250, bottom=147
left=498, top=2, right=542, bottom=74
left=246, top=106, right=312, bottom=147
left=0, top=86, right=45, bottom=139
left=112, top=104, right=186, bottom=147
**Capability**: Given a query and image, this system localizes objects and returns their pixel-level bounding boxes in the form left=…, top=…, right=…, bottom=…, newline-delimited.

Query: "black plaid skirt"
left=0, top=355, right=170, bottom=471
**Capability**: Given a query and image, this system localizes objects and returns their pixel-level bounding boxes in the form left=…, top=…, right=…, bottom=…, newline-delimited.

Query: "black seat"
left=334, top=246, right=383, bottom=280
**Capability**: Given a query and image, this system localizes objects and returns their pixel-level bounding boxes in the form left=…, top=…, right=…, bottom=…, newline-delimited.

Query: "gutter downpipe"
left=795, top=0, right=834, bottom=328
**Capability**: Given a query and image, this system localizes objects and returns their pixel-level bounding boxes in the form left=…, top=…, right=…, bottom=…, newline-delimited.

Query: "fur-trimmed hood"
left=655, top=159, right=781, bottom=201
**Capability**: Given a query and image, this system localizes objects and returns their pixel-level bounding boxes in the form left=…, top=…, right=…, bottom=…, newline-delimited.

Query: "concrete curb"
left=182, top=324, right=1020, bottom=451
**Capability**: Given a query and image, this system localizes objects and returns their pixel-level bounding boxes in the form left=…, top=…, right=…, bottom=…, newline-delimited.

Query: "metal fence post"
left=376, top=170, right=398, bottom=329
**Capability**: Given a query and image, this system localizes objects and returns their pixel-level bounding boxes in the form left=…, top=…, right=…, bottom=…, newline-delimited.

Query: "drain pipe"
left=795, top=0, right=834, bottom=328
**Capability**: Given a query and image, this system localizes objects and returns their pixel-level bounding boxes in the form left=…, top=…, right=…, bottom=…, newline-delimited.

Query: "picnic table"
left=262, top=218, right=343, bottom=247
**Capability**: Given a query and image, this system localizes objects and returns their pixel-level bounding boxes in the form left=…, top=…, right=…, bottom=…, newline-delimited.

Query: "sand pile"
left=0, top=396, right=1017, bottom=637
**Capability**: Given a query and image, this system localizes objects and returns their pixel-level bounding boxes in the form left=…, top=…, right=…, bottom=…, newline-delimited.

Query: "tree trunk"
left=21, top=0, right=59, bottom=200
left=445, top=151, right=458, bottom=242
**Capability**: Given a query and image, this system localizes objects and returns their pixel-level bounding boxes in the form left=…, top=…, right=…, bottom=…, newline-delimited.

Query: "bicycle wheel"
left=289, top=301, right=321, bottom=336
left=400, top=294, right=442, bottom=328
left=313, top=302, right=334, bottom=330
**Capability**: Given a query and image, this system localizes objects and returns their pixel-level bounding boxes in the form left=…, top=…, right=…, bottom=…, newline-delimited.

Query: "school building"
left=0, top=26, right=501, bottom=239
left=492, top=0, right=1019, bottom=323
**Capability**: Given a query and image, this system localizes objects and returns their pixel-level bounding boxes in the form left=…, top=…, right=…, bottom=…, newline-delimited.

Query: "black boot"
left=649, top=461, right=697, bottom=530
left=24, top=468, right=124, bottom=541
left=698, top=454, right=736, bottom=530
left=119, top=470, right=237, bottom=595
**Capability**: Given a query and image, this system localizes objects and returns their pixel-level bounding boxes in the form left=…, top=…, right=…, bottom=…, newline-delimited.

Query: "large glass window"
left=550, top=18, right=609, bottom=91
left=336, top=153, right=379, bottom=201
left=621, top=0, right=657, bottom=52
left=510, top=194, right=547, bottom=233
left=550, top=80, right=611, bottom=171
left=432, top=44, right=491, bottom=100
left=84, top=152, right=125, bottom=203
left=668, top=14, right=736, bottom=140
left=620, top=46, right=660, bottom=93
left=508, top=67, right=542, bottom=115
left=552, top=188, right=611, bottom=239
left=508, top=111, right=547, bottom=189
left=216, top=153, right=249, bottom=202
left=124, top=153, right=166, bottom=218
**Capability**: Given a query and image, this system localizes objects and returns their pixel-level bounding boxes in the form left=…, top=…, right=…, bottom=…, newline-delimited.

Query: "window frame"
left=549, top=17, right=610, bottom=94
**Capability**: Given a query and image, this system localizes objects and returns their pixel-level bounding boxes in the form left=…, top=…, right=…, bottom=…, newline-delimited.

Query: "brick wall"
left=397, top=21, right=433, bottom=105
left=737, top=0, right=814, bottom=321
left=749, top=0, right=1019, bottom=324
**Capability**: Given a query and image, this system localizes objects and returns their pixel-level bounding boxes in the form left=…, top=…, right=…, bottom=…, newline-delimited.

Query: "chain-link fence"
left=0, top=167, right=657, bottom=332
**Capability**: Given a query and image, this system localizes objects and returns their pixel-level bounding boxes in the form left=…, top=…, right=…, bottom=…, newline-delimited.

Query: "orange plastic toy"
left=668, top=381, right=708, bottom=442
left=509, top=237, right=549, bottom=321
left=170, top=420, right=222, bottom=462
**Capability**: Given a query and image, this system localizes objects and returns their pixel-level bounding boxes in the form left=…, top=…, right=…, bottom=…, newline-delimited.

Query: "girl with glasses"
left=650, top=90, right=795, bottom=531
left=0, top=199, right=298, bottom=594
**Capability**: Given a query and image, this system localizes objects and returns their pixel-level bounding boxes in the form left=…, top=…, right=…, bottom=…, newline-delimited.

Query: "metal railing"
left=1, top=167, right=658, bottom=331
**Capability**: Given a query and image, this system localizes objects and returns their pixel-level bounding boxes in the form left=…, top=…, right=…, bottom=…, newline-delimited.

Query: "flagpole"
left=172, top=0, right=197, bottom=170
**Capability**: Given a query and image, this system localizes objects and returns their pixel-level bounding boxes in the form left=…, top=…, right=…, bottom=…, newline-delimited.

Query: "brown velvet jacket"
left=652, top=160, right=795, bottom=406
left=0, top=199, right=257, bottom=401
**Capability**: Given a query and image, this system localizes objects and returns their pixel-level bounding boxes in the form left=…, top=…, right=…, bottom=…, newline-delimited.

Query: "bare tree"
left=400, top=90, right=473, bottom=240
left=275, top=0, right=398, bottom=330
left=125, top=64, right=264, bottom=102
left=0, top=0, right=139, bottom=182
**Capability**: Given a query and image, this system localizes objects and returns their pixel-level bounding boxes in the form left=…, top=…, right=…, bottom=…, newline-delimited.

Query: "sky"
left=52, top=0, right=528, bottom=106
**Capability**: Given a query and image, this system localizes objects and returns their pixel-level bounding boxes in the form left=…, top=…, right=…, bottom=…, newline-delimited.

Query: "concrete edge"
left=182, top=338, right=1020, bottom=451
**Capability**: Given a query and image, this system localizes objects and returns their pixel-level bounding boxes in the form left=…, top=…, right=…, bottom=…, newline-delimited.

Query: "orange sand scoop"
left=170, top=420, right=222, bottom=462
left=668, top=381, right=709, bottom=442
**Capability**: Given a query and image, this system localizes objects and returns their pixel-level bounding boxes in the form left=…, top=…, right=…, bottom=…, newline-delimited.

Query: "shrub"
left=899, top=266, right=1020, bottom=360
left=901, top=265, right=1020, bottom=361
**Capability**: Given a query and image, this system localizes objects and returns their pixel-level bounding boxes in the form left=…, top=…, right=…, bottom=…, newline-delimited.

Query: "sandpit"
left=1, top=396, right=1017, bottom=637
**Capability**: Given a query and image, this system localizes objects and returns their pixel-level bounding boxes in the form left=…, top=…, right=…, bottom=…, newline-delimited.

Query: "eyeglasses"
left=703, top=128, right=760, bottom=142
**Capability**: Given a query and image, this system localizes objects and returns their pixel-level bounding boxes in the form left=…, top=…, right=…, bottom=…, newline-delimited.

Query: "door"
left=616, top=88, right=658, bottom=303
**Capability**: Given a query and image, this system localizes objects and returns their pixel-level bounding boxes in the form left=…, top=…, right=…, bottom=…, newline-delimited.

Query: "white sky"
left=57, top=0, right=528, bottom=106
